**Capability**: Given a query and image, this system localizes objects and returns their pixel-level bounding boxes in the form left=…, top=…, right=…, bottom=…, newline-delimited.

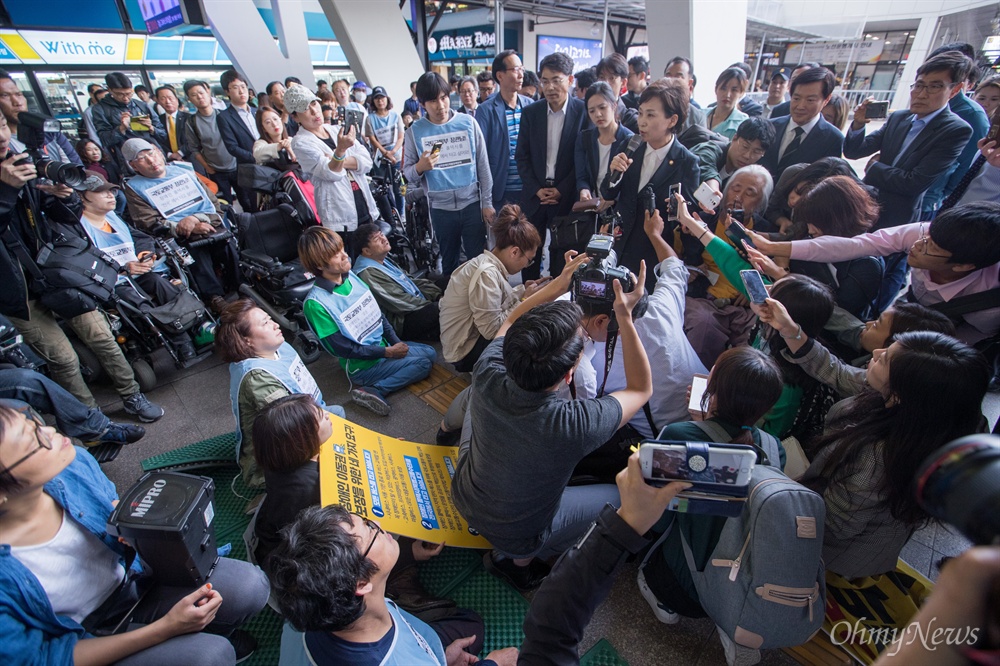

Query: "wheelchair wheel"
left=73, top=340, right=105, bottom=384
left=292, top=331, right=322, bottom=365
left=131, top=359, right=157, bottom=393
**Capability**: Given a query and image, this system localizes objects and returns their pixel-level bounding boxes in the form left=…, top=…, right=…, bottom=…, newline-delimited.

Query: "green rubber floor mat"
left=141, top=431, right=237, bottom=472
left=580, top=638, right=630, bottom=666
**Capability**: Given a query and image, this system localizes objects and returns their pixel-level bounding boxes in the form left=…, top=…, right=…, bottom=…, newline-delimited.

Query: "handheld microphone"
left=608, top=135, right=643, bottom=188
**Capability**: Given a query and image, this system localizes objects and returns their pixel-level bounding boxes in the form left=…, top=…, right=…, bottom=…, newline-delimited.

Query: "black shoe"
left=483, top=551, right=550, bottom=592
left=228, top=629, right=257, bottom=664
left=435, top=427, right=461, bottom=446
left=177, top=340, right=197, bottom=362
left=386, top=565, right=456, bottom=615
left=93, top=422, right=146, bottom=445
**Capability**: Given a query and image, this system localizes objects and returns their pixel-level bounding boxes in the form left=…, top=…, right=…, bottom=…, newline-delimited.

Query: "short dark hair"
left=0, top=405, right=26, bottom=493
left=628, top=55, right=649, bottom=75
left=253, top=394, right=324, bottom=473
left=575, top=68, right=597, bottom=91
left=105, top=72, right=132, bottom=90
left=476, top=71, right=493, bottom=84
left=285, top=76, right=302, bottom=87
left=221, top=69, right=247, bottom=91
left=539, top=52, right=574, bottom=77
left=449, top=74, right=461, bottom=86
left=269, top=505, right=379, bottom=632
left=351, top=223, right=382, bottom=260
left=266, top=80, right=283, bottom=96
left=790, top=66, right=835, bottom=99
left=916, top=52, right=973, bottom=86
left=298, top=226, right=345, bottom=275
left=578, top=292, right=649, bottom=321
left=702, top=347, right=783, bottom=446
left=182, top=79, right=210, bottom=97
left=886, top=302, right=956, bottom=346
left=415, top=72, right=451, bottom=105
left=665, top=56, right=694, bottom=79
left=493, top=204, right=540, bottom=253
left=596, top=53, right=628, bottom=81
left=522, top=70, right=540, bottom=89
left=714, top=67, right=749, bottom=94
left=492, top=49, right=519, bottom=82
left=317, top=79, right=328, bottom=87
left=215, top=299, right=261, bottom=362
left=734, top=117, right=776, bottom=150
left=638, top=78, right=689, bottom=128
left=134, top=84, right=149, bottom=95
left=728, top=62, right=753, bottom=78
left=585, top=80, right=619, bottom=111
left=929, top=202, right=1000, bottom=268
left=154, top=85, right=177, bottom=99
left=87, top=82, right=101, bottom=94
left=794, top=175, right=879, bottom=238
left=503, top=301, right=586, bottom=391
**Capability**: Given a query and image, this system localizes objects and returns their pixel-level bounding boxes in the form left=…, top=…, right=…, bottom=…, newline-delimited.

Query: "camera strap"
left=596, top=323, right=618, bottom=398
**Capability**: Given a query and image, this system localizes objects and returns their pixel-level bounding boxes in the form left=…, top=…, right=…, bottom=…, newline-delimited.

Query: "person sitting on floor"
left=214, top=299, right=345, bottom=489
left=298, top=226, right=435, bottom=417
left=351, top=224, right=442, bottom=342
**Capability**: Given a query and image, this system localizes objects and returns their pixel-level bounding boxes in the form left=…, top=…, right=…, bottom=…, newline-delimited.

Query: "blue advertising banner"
left=537, top=35, right=603, bottom=72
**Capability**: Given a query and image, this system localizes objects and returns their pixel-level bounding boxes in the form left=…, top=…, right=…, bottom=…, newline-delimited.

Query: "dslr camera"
left=15, top=112, right=88, bottom=188
left=572, top=234, right=635, bottom=304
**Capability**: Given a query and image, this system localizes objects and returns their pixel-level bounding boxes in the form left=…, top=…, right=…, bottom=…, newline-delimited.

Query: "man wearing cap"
left=762, top=69, right=790, bottom=119
left=92, top=72, right=167, bottom=171
left=121, top=138, right=236, bottom=313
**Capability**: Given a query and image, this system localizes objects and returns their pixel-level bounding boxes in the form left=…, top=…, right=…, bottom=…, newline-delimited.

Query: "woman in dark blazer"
left=574, top=82, right=633, bottom=201
left=602, top=78, right=700, bottom=290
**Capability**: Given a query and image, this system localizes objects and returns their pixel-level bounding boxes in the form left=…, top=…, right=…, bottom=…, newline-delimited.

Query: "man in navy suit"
left=761, top=67, right=844, bottom=182
left=768, top=62, right=819, bottom=119
left=844, top=51, right=974, bottom=309
left=216, top=69, right=260, bottom=212
left=477, top=49, right=535, bottom=210
left=515, top=52, right=588, bottom=280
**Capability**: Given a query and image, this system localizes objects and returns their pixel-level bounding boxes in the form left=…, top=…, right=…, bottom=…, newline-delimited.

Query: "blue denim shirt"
left=0, top=448, right=126, bottom=665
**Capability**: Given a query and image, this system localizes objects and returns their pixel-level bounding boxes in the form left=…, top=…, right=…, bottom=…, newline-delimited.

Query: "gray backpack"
left=683, top=462, right=827, bottom=649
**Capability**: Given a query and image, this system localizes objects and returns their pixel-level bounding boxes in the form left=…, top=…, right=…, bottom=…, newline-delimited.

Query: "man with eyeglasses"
left=760, top=66, right=844, bottom=182
left=216, top=69, right=260, bottom=212
left=270, top=505, right=518, bottom=665
left=845, top=52, right=975, bottom=310
left=515, top=51, right=587, bottom=279
left=692, top=116, right=775, bottom=197
left=92, top=72, right=166, bottom=172
left=0, top=70, right=82, bottom=167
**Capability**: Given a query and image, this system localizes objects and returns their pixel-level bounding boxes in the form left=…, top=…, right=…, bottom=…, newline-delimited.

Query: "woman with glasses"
left=438, top=204, right=544, bottom=372
left=0, top=404, right=269, bottom=665
left=270, top=504, right=517, bottom=666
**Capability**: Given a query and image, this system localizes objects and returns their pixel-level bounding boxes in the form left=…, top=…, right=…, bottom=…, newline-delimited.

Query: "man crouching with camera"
left=451, top=248, right=652, bottom=592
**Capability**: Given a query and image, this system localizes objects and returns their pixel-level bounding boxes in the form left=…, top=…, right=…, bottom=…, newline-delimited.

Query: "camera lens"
left=37, top=159, right=87, bottom=188
left=915, top=434, right=1000, bottom=546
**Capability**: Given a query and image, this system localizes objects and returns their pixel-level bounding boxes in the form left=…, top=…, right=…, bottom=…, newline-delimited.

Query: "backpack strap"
left=690, top=419, right=773, bottom=467
left=690, top=419, right=732, bottom=443
left=907, top=283, right=1000, bottom=320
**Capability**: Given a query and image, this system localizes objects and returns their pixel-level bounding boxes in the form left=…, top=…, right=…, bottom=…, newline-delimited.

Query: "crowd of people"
left=1, top=36, right=999, bottom=666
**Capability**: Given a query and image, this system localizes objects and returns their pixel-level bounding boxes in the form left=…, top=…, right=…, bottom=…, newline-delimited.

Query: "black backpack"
left=34, top=234, right=121, bottom=319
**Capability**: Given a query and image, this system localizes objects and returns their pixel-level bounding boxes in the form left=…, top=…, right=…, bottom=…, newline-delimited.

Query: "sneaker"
left=483, top=550, right=550, bottom=592
left=228, top=629, right=257, bottom=664
left=350, top=388, right=391, bottom=416
left=435, top=426, right=461, bottom=446
left=717, top=625, right=761, bottom=666
left=123, top=392, right=165, bottom=423
left=93, top=422, right=145, bottom=445
left=637, top=569, right=679, bottom=624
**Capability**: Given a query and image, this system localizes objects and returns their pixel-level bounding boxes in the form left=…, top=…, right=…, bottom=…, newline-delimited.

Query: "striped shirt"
left=505, top=101, right=523, bottom=196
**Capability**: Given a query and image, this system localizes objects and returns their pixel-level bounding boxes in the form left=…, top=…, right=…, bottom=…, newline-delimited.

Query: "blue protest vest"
left=79, top=211, right=169, bottom=281
left=368, top=111, right=401, bottom=151
left=229, top=341, right=325, bottom=455
left=127, top=162, right=217, bottom=223
left=304, top=272, right=384, bottom=346
left=354, top=256, right=424, bottom=298
left=409, top=113, right=478, bottom=193
left=278, top=600, right=446, bottom=666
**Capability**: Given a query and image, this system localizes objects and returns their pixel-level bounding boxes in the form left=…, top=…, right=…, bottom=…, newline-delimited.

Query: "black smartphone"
left=430, top=140, right=443, bottom=156
left=866, top=100, right=889, bottom=120
left=740, top=269, right=769, bottom=304
left=337, top=106, right=346, bottom=127
left=667, top=183, right=682, bottom=221
left=987, top=111, right=1000, bottom=142
left=643, top=185, right=656, bottom=216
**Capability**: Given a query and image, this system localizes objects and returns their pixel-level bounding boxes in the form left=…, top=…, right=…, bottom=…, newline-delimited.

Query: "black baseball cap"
left=371, top=86, right=388, bottom=98
left=770, top=68, right=791, bottom=81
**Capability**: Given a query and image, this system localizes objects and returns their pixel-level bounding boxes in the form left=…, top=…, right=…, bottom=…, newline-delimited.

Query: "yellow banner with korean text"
left=319, top=414, right=490, bottom=549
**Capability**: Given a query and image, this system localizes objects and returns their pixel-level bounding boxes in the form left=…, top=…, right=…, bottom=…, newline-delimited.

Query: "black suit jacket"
left=761, top=115, right=845, bottom=181
left=158, top=110, right=192, bottom=157
left=770, top=100, right=790, bottom=118
left=843, top=107, right=972, bottom=228
left=601, top=138, right=701, bottom=290
left=515, top=96, right=588, bottom=219
left=217, top=105, right=257, bottom=164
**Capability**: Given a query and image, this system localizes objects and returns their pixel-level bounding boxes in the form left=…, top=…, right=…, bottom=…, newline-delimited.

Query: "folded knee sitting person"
left=439, top=204, right=544, bottom=372
left=298, top=226, right=435, bottom=416
left=0, top=405, right=269, bottom=666
left=215, top=299, right=346, bottom=488
left=451, top=251, right=653, bottom=591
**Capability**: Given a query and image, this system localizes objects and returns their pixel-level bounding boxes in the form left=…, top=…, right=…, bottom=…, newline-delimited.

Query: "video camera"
left=572, top=234, right=635, bottom=305
left=14, top=112, right=88, bottom=189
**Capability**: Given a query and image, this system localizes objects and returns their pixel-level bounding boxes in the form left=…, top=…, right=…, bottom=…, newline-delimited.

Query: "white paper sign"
left=102, top=241, right=138, bottom=268
left=145, top=174, right=204, bottom=219
left=374, top=124, right=396, bottom=147
left=288, top=354, right=320, bottom=400
left=340, top=290, right=382, bottom=343
left=421, top=131, right=473, bottom=170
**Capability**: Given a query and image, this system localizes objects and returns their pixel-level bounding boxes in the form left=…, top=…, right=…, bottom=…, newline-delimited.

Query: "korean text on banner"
left=319, top=414, right=490, bottom=549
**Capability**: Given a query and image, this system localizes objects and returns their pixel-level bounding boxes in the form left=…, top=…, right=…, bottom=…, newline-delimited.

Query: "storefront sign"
left=784, top=40, right=884, bottom=65
left=537, top=35, right=603, bottom=71
left=17, top=30, right=128, bottom=65
left=428, top=25, right=496, bottom=60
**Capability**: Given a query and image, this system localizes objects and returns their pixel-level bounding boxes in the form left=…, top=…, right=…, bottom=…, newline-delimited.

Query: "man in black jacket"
left=0, top=118, right=164, bottom=421
left=217, top=69, right=259, bottom=211
left=92, top=72, right=167, bottom=171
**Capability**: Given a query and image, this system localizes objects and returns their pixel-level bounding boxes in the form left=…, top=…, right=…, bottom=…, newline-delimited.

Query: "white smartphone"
left=688, top=373, right=709, bottom=420
left=693, top=182, right=722, bottom=212
left=639, top=441, right=756, bottom=490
